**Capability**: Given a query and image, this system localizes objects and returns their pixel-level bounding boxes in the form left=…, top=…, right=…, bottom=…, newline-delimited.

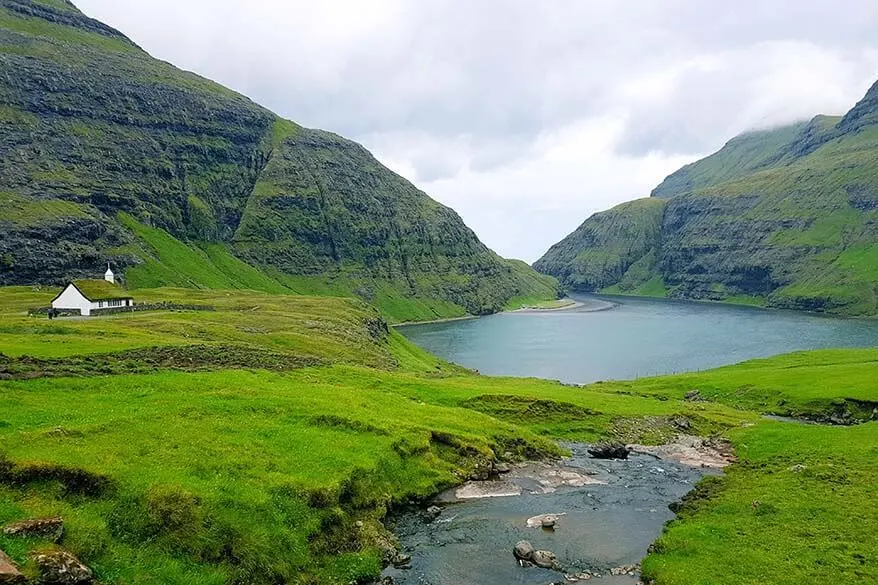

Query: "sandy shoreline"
left=393, top=297, right=617, bottom=326
left=510, top=299, right=584, bottom=313
left=511, top=297, right=617, bottom=314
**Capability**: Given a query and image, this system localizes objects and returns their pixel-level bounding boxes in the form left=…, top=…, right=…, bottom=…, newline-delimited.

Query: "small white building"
left=51, top=280, right=134, bottom=316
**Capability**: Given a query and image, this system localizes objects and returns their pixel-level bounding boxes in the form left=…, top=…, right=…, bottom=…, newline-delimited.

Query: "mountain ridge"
left=0, top=0, right=557, bottom=321
left=535, top=81, right=878, bottom=315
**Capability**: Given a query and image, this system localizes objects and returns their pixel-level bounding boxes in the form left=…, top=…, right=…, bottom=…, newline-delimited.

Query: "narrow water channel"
left=384, top=444, right=719, bottom=585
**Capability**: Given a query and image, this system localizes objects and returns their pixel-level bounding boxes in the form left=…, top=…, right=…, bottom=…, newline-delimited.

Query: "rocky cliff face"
left=536, top=83, right=878, bottom=315
left=0, top=0, right=556, bottom=317
left=533, top=199, right=665, bottom=292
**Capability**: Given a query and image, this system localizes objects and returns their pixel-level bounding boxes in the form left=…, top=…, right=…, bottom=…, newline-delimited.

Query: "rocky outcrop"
left=3, top=517, right=64, bottom=543
left=836, top=80, right=878, bottom=135
left=32, top=550, right=93, bottom=585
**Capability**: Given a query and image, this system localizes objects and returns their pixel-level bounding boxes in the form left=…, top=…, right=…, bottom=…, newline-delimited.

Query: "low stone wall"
left=92, top=303, right=216, bottom=316
left=27, top=308, right=80, bottom=317
left=28, top=303, right=216, bottom=317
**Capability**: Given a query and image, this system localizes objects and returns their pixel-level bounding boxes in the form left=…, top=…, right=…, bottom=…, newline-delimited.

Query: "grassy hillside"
left=615, top=348, right=878, bottom=424
left=650, top=116, right=840, bottom=199
left=0, top=287, right=875, bottom=583
left=536, top=82, right=878, bottom=315
left=0, top=0, right=557, bottom=321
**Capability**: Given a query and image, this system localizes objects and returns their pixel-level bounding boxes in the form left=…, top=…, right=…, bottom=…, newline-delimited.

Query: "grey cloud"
left=615, top=43, right=878, bottom=156
left=76, top=0, right=878, bottom=171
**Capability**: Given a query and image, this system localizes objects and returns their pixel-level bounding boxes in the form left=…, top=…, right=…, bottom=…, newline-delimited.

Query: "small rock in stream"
left=513, top=541, right=561, bottom=570
left=531, top=550, right=560, bottom=570
left=424, top=505, right=442, bottom=521
left=513, top=540, right=535, bottom=561
left=391, top=552, right=412, bottom=569
left=587, top=442, right=630, bottom=460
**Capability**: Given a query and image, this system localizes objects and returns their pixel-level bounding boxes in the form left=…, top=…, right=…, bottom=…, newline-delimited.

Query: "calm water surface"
left=400, top=295, right=878, bottom=383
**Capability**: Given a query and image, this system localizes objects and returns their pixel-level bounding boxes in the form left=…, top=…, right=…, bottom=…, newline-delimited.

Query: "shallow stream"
left=384, top=444, right=718, bottom=585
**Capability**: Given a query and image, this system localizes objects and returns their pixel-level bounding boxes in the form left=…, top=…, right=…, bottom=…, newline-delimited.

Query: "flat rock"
left=631, top=435, right=735, bottom=468
left=0, top=550, right=24, bottom=584
left=455, top=480, right=521, bottom=499
left=526, top=513, right=566, bottom=528
left=3, top=517, right=64, bottom=543
left=33, top=550, right=93, bottom=585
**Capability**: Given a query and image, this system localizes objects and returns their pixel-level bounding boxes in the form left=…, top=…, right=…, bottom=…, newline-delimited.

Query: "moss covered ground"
left=0, top=287, right=875, bottom=584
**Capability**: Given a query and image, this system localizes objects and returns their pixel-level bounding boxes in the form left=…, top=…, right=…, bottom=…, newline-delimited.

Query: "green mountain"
left=535, top=81, right=878, bottom=315
left=0, top=0, right=556, bottom=321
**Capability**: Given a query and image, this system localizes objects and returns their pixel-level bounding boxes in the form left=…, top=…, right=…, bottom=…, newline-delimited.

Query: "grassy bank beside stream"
left=0, top=287, right=875, bottom=584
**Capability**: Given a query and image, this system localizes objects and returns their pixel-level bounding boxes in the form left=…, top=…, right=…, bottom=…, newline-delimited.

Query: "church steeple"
left=104, top=263, right=115, bottom=284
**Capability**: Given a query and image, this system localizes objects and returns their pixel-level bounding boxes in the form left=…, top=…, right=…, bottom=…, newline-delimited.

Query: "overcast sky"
left=75, top=1, right=878, bottom=262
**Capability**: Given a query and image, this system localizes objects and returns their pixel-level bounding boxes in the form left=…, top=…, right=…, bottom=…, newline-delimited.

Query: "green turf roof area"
left=71, top=279, right=133, bottom=300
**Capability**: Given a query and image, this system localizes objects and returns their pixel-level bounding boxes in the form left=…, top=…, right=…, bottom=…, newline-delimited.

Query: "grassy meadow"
left=0, top=286, right=875, bottom=584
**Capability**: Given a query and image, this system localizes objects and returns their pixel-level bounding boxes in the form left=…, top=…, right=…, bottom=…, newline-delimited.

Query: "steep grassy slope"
left=650, top=116, right=840, bottom=199
left=536, top=82, right=878, bottom=315
left=0, top=0, right=556, bottom=321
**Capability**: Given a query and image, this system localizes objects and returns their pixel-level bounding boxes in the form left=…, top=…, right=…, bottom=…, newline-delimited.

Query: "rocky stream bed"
left=382, top=437, right=733, bottom=585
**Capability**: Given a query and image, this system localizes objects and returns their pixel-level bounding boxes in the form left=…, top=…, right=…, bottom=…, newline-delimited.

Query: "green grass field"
left=643, top=420, right=877, bottom=585
left=0, top=287, right=875, bottom=584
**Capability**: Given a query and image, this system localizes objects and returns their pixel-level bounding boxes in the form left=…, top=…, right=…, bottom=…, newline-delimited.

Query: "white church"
left=50, top=265, right=134, bottom=316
